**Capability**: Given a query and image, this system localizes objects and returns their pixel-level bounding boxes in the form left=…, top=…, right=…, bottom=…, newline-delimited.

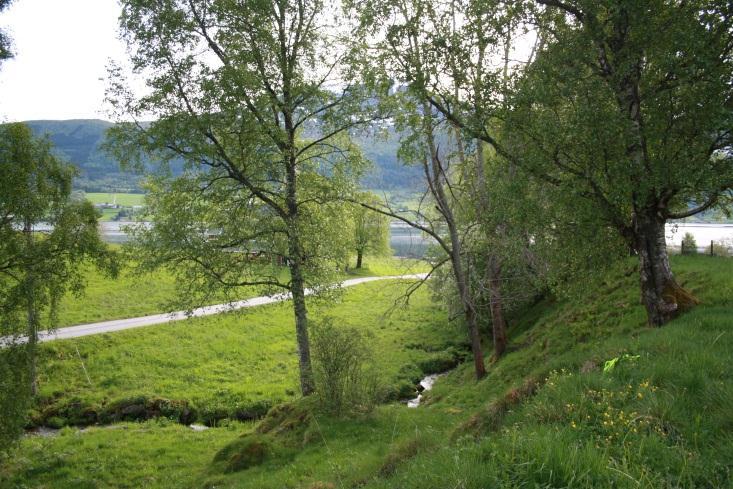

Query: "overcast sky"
left=0, top=0, right=125, bottom=122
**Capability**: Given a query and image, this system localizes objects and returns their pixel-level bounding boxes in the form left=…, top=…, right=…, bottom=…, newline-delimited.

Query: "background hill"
left=25, top=119, right=423, bottom=193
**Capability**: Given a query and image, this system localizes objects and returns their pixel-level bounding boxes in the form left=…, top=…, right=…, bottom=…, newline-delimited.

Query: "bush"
left=681, top=232, right=698, bottom=254
left=712, top=238, right=732, bottom=257
left=417, top=348, right=462, bottom=375
left=0, top=345, right=32, bottom=459
left=311, top=318, right=378, bottom=416
left=378, top=380, right=418, bottom=403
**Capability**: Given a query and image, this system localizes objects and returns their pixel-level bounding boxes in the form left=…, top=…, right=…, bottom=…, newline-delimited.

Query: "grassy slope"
left=3, top=256, right=732, bottom=488
left=36, top=279, right=460, bottom=428
left=365, top=256, right=733, bottom=489
left=55, top=255, right=426, bottom=327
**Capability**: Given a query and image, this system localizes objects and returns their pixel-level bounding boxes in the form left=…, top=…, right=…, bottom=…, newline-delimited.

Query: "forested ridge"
left=25, top=119, right=422, bottom=192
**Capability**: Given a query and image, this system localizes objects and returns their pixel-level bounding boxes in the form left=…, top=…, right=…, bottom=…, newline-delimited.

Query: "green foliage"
left=681, top=232, right=699, bottom=255
left=349, top=192, right=392, bottom=268
left=107, top=0, right=390, bottom=393
left=0, top=0, right=13, bottom=64
left=0, top=345, right=31, bottom=458
left=25, top=119, right=422, bottom=193
left=502, top=1, right=733, bottom=323
left=0, top=123, right=117, bottom=334
left=311, top=318, right=378, bottom=416
left=416, top=349, right=462, bottom=375
left=0, top=122, right=116, bottom=451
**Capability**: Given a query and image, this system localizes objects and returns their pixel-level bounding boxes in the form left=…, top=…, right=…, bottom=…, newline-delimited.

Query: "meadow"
left=2, top=255, right=732, bottom=488
left=84, top=193, right=146, bottom=207
left=35, top=280, right=462, bottom=429
left=55, top=255, right=427, bottom=327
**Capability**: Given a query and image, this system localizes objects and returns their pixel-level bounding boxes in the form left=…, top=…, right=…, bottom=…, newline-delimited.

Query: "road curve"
left=1, top=274, right=426, bottom=345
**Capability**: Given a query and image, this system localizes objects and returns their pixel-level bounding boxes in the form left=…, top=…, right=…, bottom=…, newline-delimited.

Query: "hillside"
left=24, top=120, right=140, bottom=193
left=1, top=255, right=731, bottom=488
left=25, top=119, right=423, bottom=192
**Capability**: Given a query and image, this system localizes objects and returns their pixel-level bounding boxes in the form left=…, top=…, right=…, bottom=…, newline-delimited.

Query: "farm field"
left=84, top=192, right=146, bottom=207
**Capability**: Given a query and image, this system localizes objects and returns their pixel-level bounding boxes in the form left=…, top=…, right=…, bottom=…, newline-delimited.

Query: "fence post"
left=680, top=241, right=684, bottom=255
left=711, top=240, right=714, bottom=257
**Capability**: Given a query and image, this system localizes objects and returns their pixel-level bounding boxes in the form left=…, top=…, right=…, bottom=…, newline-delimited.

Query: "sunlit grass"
left=55, top=254, right=429, bottom=327
left=4, top=256, right=732, bottom=489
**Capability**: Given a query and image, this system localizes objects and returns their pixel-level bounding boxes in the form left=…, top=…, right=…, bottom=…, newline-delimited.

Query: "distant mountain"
left=26, top=119, right=141, bottom=193
left=25, top=119, right=423, bottom=192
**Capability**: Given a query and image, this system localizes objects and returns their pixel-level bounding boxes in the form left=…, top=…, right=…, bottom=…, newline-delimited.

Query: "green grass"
left=1, top=421, right=249, bottom=489
left=55, top=254, right=427, bottom=327
left=84, top=193, right=146, bottom=206
left=35, top=279, right=461, bottom=428
left=55, top=263, right=179, bottom=326
left=4, top=255, right=732, bottom=489
left=360, top=256, right=733, bottom=489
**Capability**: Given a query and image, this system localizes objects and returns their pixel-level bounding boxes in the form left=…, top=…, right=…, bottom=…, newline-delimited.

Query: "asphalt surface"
left=1, top=274, right=426, bottom=345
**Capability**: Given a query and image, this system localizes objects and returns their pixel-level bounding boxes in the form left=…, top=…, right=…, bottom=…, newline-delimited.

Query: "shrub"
left=681, top=232, right=698, bottom=254
left=417, top=348, right=462, bottom=374
left=378, top=380, right=417, bottom=403
left=0, top=345, right=32, bottom=458
left=712, top=238, right=732, bottom=257
left=311, top=318, right=378, bottom=416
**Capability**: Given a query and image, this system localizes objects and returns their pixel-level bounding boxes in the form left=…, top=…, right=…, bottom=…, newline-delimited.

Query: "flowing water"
left=407, top=373, right=445, bottom=408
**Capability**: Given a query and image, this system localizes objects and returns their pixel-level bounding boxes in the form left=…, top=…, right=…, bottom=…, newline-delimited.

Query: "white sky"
left=0, top=0, right=125, bottom=121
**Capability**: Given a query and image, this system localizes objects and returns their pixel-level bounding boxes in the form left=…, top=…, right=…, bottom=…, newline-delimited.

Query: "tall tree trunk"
left=287, top=235, right=315, bottom=396
left=450, top=235, right=487, bottom=379
left=24, top=218, right=38, bottom=396
left=487, top=254, right=507, bottom=358
left=633, top=210, right=698, bottom=326
left=356, top=250, right=363, bottom=269
left=423, top=101, right=487, bottom=379
left=282, top=91, right=315, bottom=396
left=27, top=295, right=38, bottom=397
left=474, top=141, right=509, bottom=360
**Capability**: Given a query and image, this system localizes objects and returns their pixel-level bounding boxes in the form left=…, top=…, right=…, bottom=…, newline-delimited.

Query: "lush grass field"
left=35, top=279, right=461, bottom=428
left=3, top=256, right=732, bottom=488
left=55, top=263, right=178, bottom=326
left=55, top=255, right=427, bottom=327
left=1, top=421, right=248, bottom=489
left=84, top=192, right=146, bottom=206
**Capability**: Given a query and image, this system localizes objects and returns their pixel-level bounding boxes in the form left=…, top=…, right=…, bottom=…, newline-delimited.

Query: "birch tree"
left=107, top=0, right=382, bottom=395
left=507, top=0, right=733, bottom=326
left=0, top=123, right=113, bottom=451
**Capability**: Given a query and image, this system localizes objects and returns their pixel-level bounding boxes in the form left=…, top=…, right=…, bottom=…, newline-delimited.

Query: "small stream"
left=407, top=372, right=446, bottom=408
left=25, top=427, right=62, bottom=438
left=25, top=372, right=449, bottom=439
left=24, top=423, right=210, bottom=438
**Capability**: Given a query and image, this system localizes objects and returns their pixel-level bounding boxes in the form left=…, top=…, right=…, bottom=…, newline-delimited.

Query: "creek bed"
left=407, top=372, right=447, bottom=408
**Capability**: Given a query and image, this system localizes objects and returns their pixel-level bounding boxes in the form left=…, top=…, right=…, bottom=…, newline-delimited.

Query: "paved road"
left=1, top=274, right=426, bottom=345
